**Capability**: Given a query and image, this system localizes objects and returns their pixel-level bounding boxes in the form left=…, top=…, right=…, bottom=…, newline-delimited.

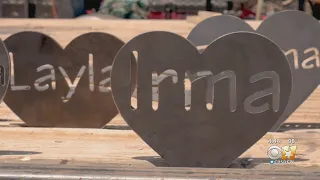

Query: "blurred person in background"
left=239, top=1, right=256, bottom=19
left=206, top=0, right=213, bottom=11
left=72, top=0, right=85, bottom=17
left=308, top=0, right=320, bottom=19
left=84, top=0, right=104, bottom=13
left=299, top=0, right=306, bottom=11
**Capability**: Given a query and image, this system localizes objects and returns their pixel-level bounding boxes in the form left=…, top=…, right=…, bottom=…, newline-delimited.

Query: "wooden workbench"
left=0, top=18, right=318, bottom=179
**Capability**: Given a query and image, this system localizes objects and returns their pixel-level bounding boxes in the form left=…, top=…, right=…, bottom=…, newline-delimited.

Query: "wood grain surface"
left=0, top=18, right=318, bottom=178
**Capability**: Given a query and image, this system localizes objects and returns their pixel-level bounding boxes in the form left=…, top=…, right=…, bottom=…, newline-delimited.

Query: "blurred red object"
left=239, top=6, right=255, bottom=19
left=86, top=10, right=93, bottom=14
left=171, top=12, right=186, bottom=19
left=148, top=11, right=186, bottom=19
left=148, top=11, right=166, bottom=19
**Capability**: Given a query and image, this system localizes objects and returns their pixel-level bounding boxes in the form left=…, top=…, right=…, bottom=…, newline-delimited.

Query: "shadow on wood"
left=0, top=150, right=41, bottom=156
left=278, top=123, right=320, bottom=132
left=133, top=156, right=310, bottom=169
left=103, top=125, right=132, bottom=130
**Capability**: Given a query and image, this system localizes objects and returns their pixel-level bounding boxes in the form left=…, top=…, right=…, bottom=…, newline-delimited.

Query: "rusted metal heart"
left=4, top=31, right=136, bottom=128
left=187, top=11, right=320, bottom=131
left=256, top=10, right=320, bottom=131
left=111, top=31, right=292, bottom=167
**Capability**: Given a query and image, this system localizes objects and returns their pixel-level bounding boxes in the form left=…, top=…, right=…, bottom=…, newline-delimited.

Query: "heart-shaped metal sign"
left=4, top=31, right=136, bottom=128
left=111, top=31, right=292, bottom=167
left=256, top=10, right=320, bottom=131
left=186, top=10, right=320, bottom=131
left=0, top=39, right=10, bottom=102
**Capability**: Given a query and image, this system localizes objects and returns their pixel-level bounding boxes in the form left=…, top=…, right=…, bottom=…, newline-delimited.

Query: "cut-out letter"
left=152, top=70, right=178, bottom=111
left=0, top=65, right=5, bottom=86
left=99, top=65, right=112, bottom=92
left=9, top=52, right=31, bottom=91
left=34, top=64, right=56, bottom=91
left=207, top=70, right=236, bottom=111
left=244, top=71, right=280, bottom=114
left=302, top=47, right=320, bottom=69
left=89, top=53, right=94, bottom=92
left=59, top=66, right=86, bottom=102
left=285, top=49, right=299, bottom=69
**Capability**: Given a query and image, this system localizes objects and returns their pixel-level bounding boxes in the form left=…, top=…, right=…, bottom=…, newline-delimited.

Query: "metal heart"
left=186, top=10, right=320, bottom=131
left=111, top=31, right=292, bottom=167
left=0, top=39, right=10, bottom=103
left=256, top=10, right=320, bottom=131
left=4, top=31, right=136, bottom=128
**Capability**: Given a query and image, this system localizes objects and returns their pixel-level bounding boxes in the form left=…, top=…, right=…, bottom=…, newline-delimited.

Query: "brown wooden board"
left=0, top=164, right=318, bottom=180
left=0, top=128, right=319, bottom=178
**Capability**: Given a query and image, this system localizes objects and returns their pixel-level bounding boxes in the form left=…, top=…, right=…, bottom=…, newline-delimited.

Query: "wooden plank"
left=0, top=127, right=319, bottom=169
left=0, top=163, right=318, bottom=179
left=0, top=19, right=194, bottom=44
left=0, top=18, right=261, bottom=31
left=0, top=19, right=263, bottom=44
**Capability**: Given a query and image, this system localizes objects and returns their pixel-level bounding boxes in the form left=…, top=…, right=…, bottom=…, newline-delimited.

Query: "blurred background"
left=0, top=0, right=318, bottom=20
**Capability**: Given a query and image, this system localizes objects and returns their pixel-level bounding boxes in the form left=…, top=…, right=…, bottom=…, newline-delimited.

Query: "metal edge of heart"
left=0, top=38, right=10, bottom=104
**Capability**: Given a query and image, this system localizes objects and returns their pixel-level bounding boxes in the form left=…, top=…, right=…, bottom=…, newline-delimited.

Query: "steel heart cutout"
left=0, top=39, right=10, bottom=103
left=111, top=31, right=292, bottom=167
left=256, top=11, right=320, bottom=131
left=187, top=10, right=320, bottom=131
left=4, top=31, right=136, bottom=128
